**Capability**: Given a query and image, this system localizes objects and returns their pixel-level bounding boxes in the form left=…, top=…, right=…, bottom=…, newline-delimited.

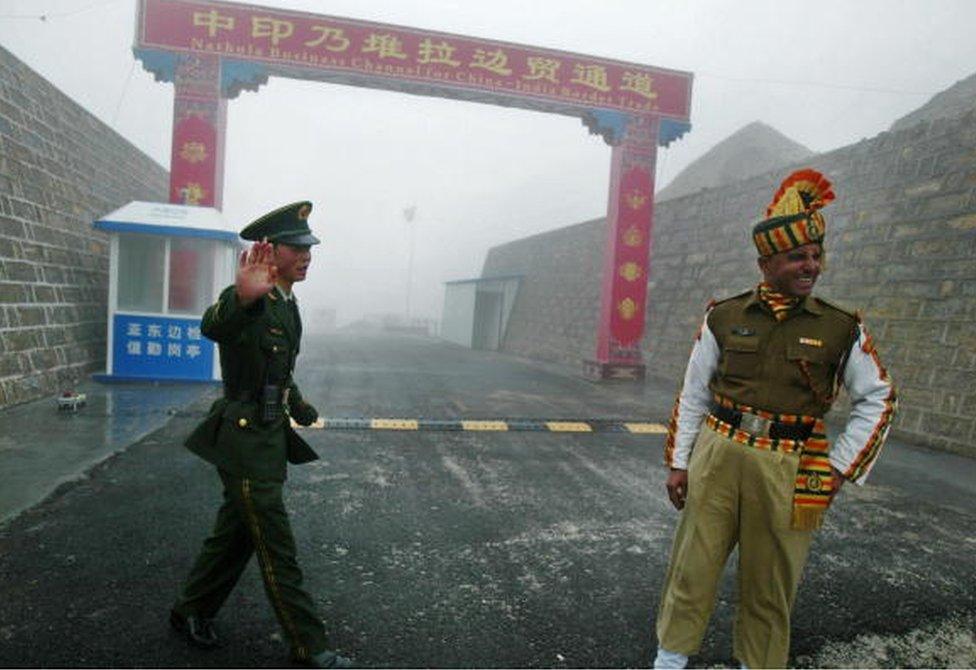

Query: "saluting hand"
left=236, top=238, right=277, bottom=306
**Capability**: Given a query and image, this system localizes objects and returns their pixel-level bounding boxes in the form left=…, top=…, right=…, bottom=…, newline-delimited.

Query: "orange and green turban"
left=752, top=169, right=835, bottom=257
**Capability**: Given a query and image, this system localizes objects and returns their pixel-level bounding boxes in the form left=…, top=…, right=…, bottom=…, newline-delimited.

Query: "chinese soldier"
left=169, top=201, right=352, bottom=669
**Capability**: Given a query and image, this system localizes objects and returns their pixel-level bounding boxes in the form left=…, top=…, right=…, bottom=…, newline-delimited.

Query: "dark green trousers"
left=174, top=470, right=328, bottom=660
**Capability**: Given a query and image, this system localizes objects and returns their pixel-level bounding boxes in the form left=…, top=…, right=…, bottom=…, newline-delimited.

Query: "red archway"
left=135, top=0, right=693, bottom=379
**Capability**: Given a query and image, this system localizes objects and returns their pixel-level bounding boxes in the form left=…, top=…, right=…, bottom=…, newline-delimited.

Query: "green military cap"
left=240, top=201, right=320, bottom=246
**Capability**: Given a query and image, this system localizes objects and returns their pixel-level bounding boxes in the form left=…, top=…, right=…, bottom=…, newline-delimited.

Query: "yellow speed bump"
left=624, top=422, right=668, bottom=434
left=545, top=421, right=592, bottom=432
left=461, top=420, right=509, bottom=431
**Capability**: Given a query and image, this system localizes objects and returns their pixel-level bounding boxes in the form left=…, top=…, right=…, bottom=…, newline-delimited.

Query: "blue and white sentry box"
left=92, top=201, right=243, bottom=382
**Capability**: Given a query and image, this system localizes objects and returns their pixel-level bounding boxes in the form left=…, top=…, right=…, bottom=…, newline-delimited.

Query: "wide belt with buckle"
left=709, top=403, right=814, bottom=442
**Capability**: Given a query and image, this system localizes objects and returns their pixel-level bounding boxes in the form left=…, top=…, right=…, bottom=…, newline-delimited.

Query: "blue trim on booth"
left=93, top=220, right=240, bottom=242
left=93, top=373, right=220, bottom=385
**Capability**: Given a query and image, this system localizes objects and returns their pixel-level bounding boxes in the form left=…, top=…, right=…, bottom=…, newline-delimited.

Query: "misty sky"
left=2, top=0, right=975, bottom=325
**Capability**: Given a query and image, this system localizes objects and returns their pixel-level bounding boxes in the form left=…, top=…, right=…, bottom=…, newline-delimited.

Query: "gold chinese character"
left=523, top=57, right=560, bottom=83
left=192, top=10, right=234, bottom=37
left=621, top=72, right=658, bottom=101
left=470, top=48, right=512, bottom=76
left=571, top=63, right=611, bottom=92
left=362, top=33, right=408, bottom=60
left=305, top=25, right=351, bottom=52
left=617, top=298, right=637, bottom=321
left=179, top=141, right=207, bottom=164
left=619, top=262, right=643, bottom=282
left=626, top=189, right=648, bottom=210
left=417, top=38, right=461, bottom=66
left=252, top=17, right=294, bottom=45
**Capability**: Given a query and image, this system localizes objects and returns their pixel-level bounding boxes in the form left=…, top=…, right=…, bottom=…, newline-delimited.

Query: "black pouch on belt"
left=259, top=384, right=283, bottom=425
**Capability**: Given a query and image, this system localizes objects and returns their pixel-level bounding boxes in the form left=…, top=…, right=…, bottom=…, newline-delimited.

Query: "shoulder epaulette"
left=707, top=289, right=753, bottom=311
left=814, top=295, right=858, bottom=320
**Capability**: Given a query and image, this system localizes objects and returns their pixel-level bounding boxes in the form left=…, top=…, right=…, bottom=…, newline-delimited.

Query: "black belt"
left=226, top=387, right=290, bottom=403
left=709, top=403, right=814, bottom=442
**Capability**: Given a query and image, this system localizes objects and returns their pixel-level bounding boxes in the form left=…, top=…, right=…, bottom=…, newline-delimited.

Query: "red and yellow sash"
left=709, top=395, right=834, bottom=531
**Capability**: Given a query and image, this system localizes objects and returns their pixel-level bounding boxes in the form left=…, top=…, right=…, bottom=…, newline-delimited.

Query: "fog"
left=2, top=0, right=975, bottom=325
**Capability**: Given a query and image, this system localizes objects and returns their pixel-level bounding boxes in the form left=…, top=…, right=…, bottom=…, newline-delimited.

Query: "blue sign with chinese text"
left=112, top=313, right=214, bottom=380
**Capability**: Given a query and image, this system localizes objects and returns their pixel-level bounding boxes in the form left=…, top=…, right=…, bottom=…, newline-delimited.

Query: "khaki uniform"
left=174, top=285, right=327, bottom=661
left=658, top=289, right=896, bottom=668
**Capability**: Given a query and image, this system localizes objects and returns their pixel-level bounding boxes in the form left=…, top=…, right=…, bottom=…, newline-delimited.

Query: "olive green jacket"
left=184, top=285, right=318, bottom=481
left=707, top=290, right=859, bottom=417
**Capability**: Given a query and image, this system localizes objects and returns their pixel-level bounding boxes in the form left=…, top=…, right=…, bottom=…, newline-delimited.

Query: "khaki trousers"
left=174, top=470, right=328, bottom=660
left=656, top=426, right=815, bottom=668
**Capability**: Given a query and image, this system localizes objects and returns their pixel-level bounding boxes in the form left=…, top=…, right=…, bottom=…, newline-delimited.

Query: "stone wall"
left=485, top=109, right=976, bottom=456
left=482, top=218, right=605, bottom=366
left=0, top=46, right=168, bottom=406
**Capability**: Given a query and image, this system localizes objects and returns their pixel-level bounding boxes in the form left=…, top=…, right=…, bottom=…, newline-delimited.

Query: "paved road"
left=0, top=333, right=973, bottom=668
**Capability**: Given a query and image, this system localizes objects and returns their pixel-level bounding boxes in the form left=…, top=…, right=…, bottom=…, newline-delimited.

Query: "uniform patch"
left=269, top=327, right=284, bottom=335
left=799, top=337, right=824, bottom=347
left=732, top=327, right=756, bottom=336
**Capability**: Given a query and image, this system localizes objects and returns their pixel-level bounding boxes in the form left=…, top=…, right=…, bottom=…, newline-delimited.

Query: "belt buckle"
left=739, top=412, right=770, bottom=436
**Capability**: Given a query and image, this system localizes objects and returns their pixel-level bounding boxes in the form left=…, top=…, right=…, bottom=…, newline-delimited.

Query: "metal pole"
left=403, top=206, right=417, bottom=320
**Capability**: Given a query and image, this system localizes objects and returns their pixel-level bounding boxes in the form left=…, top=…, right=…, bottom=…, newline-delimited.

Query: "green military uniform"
left=173, top=202, right=329, bottom=662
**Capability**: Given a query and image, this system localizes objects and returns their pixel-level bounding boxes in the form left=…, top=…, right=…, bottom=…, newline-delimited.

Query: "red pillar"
left=586, top=114, right=659, bottom=380
left=169, top=54, right=226, bottom=209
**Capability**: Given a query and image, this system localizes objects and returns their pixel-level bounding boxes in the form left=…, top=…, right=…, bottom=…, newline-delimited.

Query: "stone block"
left=2, top=328, right=42, bottom=352
left=16, top=305, right=45, bottom=326
left=882, top=319, right=946, bottom=344
left=920, top=411, right=974, bottom=439
left=944, top=323, right=976, bottom=348
left=0, top=215, right=25, bottom=237
left=3, top=259, right=37, bottom=282
left=920, top=297, right=976, bottom=319
left=0, top=281, right=26, bottom=303
left=930, top=367, right=976, bottom=390
left=29, top=347, right=59, bottom=370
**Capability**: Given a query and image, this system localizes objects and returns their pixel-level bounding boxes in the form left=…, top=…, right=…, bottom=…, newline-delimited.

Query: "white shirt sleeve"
left=829, top=322, right=897, bottom=484
left=665, top=317, right=719, bottom=469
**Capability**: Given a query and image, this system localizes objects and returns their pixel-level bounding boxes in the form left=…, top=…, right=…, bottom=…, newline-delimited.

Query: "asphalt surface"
left=0, top=332, right=974, bottom=668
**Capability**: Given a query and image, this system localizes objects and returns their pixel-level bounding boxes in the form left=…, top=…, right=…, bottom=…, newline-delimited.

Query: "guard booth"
left=441, top=276, right=521, bottom=350
left=92, top=201, right=241, bottom=382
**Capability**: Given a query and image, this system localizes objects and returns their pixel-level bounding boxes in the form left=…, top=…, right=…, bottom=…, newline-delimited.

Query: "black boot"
left=300, top=649, right=353, bottom=668
left=169, top=609, right=219, bottom=649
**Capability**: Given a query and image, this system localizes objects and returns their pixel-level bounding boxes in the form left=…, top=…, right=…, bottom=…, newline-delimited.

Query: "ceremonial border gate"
left=134, top=0, right=693, bottom=379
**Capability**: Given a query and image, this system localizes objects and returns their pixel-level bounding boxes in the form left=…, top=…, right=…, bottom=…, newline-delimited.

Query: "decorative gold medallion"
left=807, top=473, right=822, bottom=491
left=179, top=141, right=207, bottom=164
left=617, top=297, right=637, bottom=321
left=625, top=189, right=648, bottom=210
left=181, top=182, right=206, bottom=205
left=623, top=226, right=643, bottom=247
left=619, top=262, right=643, bottom=282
